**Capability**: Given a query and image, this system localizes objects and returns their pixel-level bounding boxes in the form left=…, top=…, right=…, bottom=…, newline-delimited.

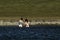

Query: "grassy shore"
left=0, top=0, right=59, bottom=17
left=0, top=17, right=60, bottom=21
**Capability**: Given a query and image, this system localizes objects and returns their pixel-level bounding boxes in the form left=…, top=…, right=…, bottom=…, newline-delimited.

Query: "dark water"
left=0, top=25, right=60, bottom=40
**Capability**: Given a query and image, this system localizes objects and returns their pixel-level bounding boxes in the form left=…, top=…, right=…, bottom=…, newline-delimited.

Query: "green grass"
left=0, top=0, right=59, bottom=17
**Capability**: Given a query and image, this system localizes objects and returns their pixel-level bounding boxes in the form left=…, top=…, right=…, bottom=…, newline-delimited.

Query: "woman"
left=24, top=19, right=30, bottom=27
left=19, top=18, right=24, bottom=27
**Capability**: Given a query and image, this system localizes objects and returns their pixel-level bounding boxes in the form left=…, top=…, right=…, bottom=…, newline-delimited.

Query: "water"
left=0, top=25, right=60, bottom=40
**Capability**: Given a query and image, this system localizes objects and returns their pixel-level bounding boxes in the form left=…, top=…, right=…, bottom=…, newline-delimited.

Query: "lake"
left=0, top=25, right=60, bottom=40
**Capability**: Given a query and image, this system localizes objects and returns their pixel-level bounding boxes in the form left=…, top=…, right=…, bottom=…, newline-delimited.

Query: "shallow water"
left=0, top=25, right=60, bottom=40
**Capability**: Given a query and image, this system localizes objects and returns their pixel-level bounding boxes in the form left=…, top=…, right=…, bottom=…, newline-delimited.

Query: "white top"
left=24, top=22, right=30, bottom=27
left=19, top=20, right=24, bottom=27
left=19, top=20, right=24, bottom=23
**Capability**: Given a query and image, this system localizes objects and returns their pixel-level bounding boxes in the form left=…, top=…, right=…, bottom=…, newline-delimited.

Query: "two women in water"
left=19, top=18, right=30, bottom=27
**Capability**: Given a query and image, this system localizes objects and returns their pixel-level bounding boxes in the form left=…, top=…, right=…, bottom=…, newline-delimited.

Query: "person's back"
left=19, top=18, right=24, bottom=27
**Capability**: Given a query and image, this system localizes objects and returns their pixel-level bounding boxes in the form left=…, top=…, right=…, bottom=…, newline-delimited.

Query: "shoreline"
left=0, top=17, right=60, bottom=26
left=0, top=20, right=60, bottom=26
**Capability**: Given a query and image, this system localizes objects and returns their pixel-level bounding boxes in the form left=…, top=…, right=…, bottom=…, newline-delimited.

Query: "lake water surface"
left=0, top=25, right=60, bottom=40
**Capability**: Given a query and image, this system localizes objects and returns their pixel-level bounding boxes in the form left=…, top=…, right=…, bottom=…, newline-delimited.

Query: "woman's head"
left=25, top=19, right=28, bottom=22
left=20, top=18, right=23, bottom=20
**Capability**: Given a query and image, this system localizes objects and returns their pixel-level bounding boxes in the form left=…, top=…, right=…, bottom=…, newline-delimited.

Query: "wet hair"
left=20, top=18, right=23, bottom=20
left=25, top=19, right=28, bottom=22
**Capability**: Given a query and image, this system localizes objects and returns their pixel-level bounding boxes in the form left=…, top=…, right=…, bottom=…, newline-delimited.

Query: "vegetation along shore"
left=0, top=0, right=59, bottom=26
